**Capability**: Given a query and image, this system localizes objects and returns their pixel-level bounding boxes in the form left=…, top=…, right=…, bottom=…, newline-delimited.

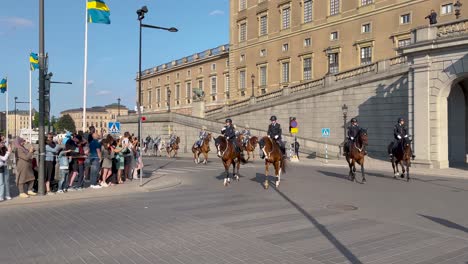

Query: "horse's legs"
left=361, top=161, right=366, bottom=183
left=275, top=160, right=281, bottom=188
left=400, top=162, right=405, bottom=179
left=264, top=161, right=270, bottom=189
left=347, top=159, right=354, bottom=181
left=223, top=160, right=231, bottom=186
left=234, top=158, right=240, bottom=181
left=351, top=160, right=356, bottom=182
left=391, top=158, right=397, bottom=179
left=203, top=152, right=208, bottom=165
left=406, top=161, right=410, bottom=182
left=395, top=161, right=400, bottom=177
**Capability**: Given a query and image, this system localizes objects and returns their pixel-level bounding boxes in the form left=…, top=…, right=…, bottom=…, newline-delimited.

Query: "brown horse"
left=258, top=136, right=286, bottom=189
left=245, top=136, right=258, bottom=161
left=166, top=136, right=180, bottom=158
left=192, top=133, right=212, bottom=164
left=345, top=128, right=368, bottom=183
left=390, top=137, right=413, bottom=182
left=214, top=135, right=246, bottom=186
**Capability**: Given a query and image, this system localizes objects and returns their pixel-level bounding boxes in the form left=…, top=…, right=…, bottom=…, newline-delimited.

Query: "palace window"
left=259, top=15, right=268, bottom=36
left=330, top=0, right=340, bottom=16
left=148, top=90, right=152, bottom=107
left=224, top=74, right=230, bottom=99
left=328, top=53, right=339, bottom=74
left=361, top=23, right=371, bottom=33
left=157, top=88, right=161, bottom=104
left=281, top=6, right=291, bottom=29
left=281, top=61, right=290, bottom=83
left=175, top=84, right=180, bottom=100
left=259, top=65, right=267, bottom=86
left=211, top=76, right=217, bottom=95
left=303, top=57, right=312, bottom=81
left=398, top=38, right=411, bottom=48
left=400, top=13, right=411, bottom=24
left=260, top=49, right=267, bottom=57
left=239, top=0, right=246, bottom=11
left=186, top=82, right=192, bottom=103
left=441, top=3, right=453, bottom=14
left=360, top=46, right=372, bottom=65
left=304, top=0, right=313, bottom=23
left=239, top=70, right=246, bottom=90
left=211, top=63, right=216, bottom=71
left=198, top=79, right=203, bottom=92
left=304, top=38, right=311, bottom=47
left=282, top=43, right=289, bottom=52
left=330, top=31, right=338, bottom=40
left=239, top=22, right=247, bottom=42
left=361, top=0, right=373, bottom=6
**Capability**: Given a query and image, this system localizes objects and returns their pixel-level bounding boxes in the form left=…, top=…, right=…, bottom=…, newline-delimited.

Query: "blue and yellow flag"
left=87, top=0, right=111, bottom=24
left=0, top=78, right=7, bottom=93
left=30, top=53, right=39, bottom=71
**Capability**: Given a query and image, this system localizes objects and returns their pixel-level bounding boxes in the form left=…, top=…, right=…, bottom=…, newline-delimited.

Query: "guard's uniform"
left=196, top=131, right=207, bottom=147
left=169, top=134, right=177, bottom=146
left=388, top=122, right=409, bottom=155
left=267, top=120, right=285, bottom=155
left=344, top=124, right=360, bottom=154
left=242, top=129, right=251, bottom=146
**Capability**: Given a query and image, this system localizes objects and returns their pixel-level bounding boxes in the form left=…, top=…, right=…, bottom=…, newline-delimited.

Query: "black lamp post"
left=251, top=74, right=255, bottom=97
left=167, top=89, right=172, bottom=113
left=342, top=104, right=348, bottom=141
left=14, top=97, right=30, bottom=138
left=454, top=0, right=462, bottom=19
left=137, top=5, right=177, bottom=163
left=117, top=98, right=121, bottom=117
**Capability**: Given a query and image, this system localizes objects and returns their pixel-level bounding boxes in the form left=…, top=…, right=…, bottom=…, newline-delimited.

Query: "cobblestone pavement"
left=0, top=157, right=467, bottom=264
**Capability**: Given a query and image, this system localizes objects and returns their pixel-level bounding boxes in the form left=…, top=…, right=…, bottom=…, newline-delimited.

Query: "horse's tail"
left=281, top=155, right=287, bottom=174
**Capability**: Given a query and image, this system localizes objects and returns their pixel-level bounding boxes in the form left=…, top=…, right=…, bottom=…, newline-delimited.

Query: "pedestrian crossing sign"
left=108, top=122, right=121, bottom=134
left=321, top=128, right=330, bottom=138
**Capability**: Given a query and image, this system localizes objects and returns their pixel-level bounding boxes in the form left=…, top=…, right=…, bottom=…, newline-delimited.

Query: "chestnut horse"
left=258, top=136, right=287, bottom=189
left=166, top=136, right=180, bottom=158
left=214, top=135, right=246, bottom=186
left=390, top=137, right=413, bottom=182
left=192, top=133, right=212, bottom=164
left=345, top=128, right=368, bottom=183
left=245, top=136, right=259, bottom=161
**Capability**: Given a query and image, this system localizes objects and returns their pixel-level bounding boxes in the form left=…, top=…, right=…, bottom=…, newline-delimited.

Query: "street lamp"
left=117, top=98, right=121, bottom=117
left=342, top=104, right=348, bottom=141
left=167, top=89, right=172, bottom=113
left=454, top=0, right=462, bottom=19
left=14, top=97, right=30, bottom=138
left=251, top=74, right=255, bottom=97
left=137, top=5, right=177, bottom=185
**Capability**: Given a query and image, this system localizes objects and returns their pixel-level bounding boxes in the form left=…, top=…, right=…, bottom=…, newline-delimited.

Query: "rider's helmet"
left=225, top=118, right=232, bottom=124
left=398, top=117, right=405, bottom=123
left=270, top=115, right=277, bottom=121
left=351, top=118, right=358, bottom=123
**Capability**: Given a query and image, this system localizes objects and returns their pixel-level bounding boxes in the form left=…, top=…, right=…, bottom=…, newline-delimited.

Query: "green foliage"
left=55, top=114, right=76, bottom=133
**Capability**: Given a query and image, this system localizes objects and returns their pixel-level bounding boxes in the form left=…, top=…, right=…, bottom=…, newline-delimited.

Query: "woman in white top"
left=0, top=140, right=12, bottom=201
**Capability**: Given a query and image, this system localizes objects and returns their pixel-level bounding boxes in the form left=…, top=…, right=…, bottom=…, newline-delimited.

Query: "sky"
left=0, top=0, right=229, bottom=116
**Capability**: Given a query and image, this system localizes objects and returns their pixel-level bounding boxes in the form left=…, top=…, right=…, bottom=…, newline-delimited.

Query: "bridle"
left=261, top=137, right=274, bottom=159
left=217, top=138, right=230, bottom=158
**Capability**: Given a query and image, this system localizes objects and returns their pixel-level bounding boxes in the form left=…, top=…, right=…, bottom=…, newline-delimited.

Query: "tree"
left=55, top=114, right=76, bottom=133
left=33, top=112, right=49, bottom=128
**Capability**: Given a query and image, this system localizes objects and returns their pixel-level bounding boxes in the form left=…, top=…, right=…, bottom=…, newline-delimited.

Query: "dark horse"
left=389, top=137, right=413, bottom=182
left=192, top=133, right=212, bottom=164
left=345, top=128, right=368, bottom=183
left=258, top=136, right=287, bottom=189
left=166, top=136, right=180, bottom=158
left=214, top=135, right=246, bottom=186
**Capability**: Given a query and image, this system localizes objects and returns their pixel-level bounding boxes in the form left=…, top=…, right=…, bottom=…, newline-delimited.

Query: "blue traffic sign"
left=108, top=122, right=121, bottom=134
left=290, top=120, right=298, bottom=128
left=321, top=128, right=330, bottom=138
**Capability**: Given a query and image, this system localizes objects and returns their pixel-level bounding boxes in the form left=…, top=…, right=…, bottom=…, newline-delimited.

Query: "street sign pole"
left=325, top=137, right=328, bottom=163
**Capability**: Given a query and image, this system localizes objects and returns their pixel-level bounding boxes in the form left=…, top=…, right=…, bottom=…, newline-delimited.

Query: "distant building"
left=6, top=109, right=36, bottom=138
left=0, top=111, right=6, bottom=137
left=60, top=104, right=129, bottom=133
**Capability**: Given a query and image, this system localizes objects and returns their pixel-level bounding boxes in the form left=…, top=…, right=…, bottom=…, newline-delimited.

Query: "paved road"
left=0, top=156, right=467, bottom=264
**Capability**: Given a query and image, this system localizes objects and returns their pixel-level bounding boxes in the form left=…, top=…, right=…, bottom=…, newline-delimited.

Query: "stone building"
left=6, top=110, right=35, bottom=138
left=138, top=45, right=230, bottom=115
left=61, top=104, right=129, bottom=133
left=0, top=111, right=6, bottom=137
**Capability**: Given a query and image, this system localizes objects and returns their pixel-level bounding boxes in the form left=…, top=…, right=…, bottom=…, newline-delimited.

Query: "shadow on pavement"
left=271, top=185, right=363, bottom=264
left=419, top=214, right=468, bottom=234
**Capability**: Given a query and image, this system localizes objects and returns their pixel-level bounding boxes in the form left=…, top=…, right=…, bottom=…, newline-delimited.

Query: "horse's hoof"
left=394, top=173, right=400, bottom=177
left=235, top=175, right=240, bottom=181
left=400, top=174, right=405, bottom=179
left=275, top=181, right=280, bottom=188
left=264, top=184, right=269, bottom=189
left=362, top=178, right=367, bottom=183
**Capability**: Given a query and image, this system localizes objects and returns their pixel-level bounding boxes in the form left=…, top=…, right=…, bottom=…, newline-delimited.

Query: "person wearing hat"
left=344, top=118, right=360, bottom=156
left=242, top=124, right=251, bottom=147
left=388, top=117, right=414, bottom=158
left=196, top=126, right=208, bottom=148
left=169, top=131, right=177, bottom=146
left=221, top=118, right=242, bottom=153
left=267, top=116, right=285, bottom=156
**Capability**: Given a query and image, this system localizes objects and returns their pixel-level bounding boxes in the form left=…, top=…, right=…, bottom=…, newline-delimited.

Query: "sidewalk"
left=0, top=169, right=182, bottom=207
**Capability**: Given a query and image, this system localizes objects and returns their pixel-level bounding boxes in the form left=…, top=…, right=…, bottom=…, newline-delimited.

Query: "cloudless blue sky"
left=0, top=0, right=229, bottom=116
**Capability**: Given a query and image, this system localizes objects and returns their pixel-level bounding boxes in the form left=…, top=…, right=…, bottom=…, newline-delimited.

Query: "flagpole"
left=82, top=0, right=88, bottom=132
left=5, top=83, right=8, bottom=144
left=29, top=68, right=32, bottom=143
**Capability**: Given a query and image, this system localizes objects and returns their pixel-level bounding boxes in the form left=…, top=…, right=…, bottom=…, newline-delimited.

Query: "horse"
left=166, top=136, right=180, bottom=158
left=192, top=133, right=212, bottom=164
left=345, top=128, right=368, bottom=183
left=245, top=136, right=258, bottom=161
left=150, top=137, right=165, bottom=157
left=214, top=135, right=246, bottom=186
left=390, top=137, right=413, bottom=182
left=258, top=136, right=287, bottom=189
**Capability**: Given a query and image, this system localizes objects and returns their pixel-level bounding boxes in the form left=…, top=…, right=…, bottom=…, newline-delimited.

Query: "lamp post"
left=14, top=97, right=30, bottom=138
left=342, top=104, right=348, bottom=141
left=454, top=0, right=462, bottom=19
left=117, top=98, right=121, bottom=117
left=167, top=89, right=172, bottom=113
left=137, top=5, right=177, bottom=185
left=251, top=74, right=255, bottom=97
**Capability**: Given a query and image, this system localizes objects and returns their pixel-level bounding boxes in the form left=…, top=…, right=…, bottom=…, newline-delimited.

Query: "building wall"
left=229, top=0, right=467, bottom=99
left=7, top=111, right=32, bottom=137
left=61, top=106, right=129, bottom=133
left=0, top=112, right=6, bottom=136
left=138, top=45, right=230, bottom=114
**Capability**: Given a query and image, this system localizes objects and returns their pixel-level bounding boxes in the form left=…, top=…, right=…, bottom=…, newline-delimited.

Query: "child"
left=57, top=148, right=72, bottom=193
left=100, top=139, right=114, bottom=187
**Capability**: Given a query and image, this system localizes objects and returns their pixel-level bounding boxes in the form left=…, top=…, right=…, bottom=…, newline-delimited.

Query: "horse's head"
left=206, top=133, right=212, bottom=141
left=403, top=136, right=412, bottom=147
left=214, top=135, right=227, bottom=157
left=359, top=128, right=369, bottom=146
left=250, top=136, right=258, bottom=145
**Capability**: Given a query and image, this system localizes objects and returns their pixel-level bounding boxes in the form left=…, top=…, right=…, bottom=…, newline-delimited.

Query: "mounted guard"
left=388, top=117, right=415, bottom=159
left=242, top=124, right=251, bottom=147
left=266, top=115, right=285, bottom=157
left=221, top=118, right=243, bottom=154
left=195, top=126, right=208, bottom=148
left=344, top=118, right=366, bottom=156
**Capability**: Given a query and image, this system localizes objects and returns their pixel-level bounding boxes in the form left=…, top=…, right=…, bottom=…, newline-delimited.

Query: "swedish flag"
left=30, top=53, right=39, bottom=71
left=87, top=0, right=111, bottom=24
left=0, top=78, right=7, bottom=93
